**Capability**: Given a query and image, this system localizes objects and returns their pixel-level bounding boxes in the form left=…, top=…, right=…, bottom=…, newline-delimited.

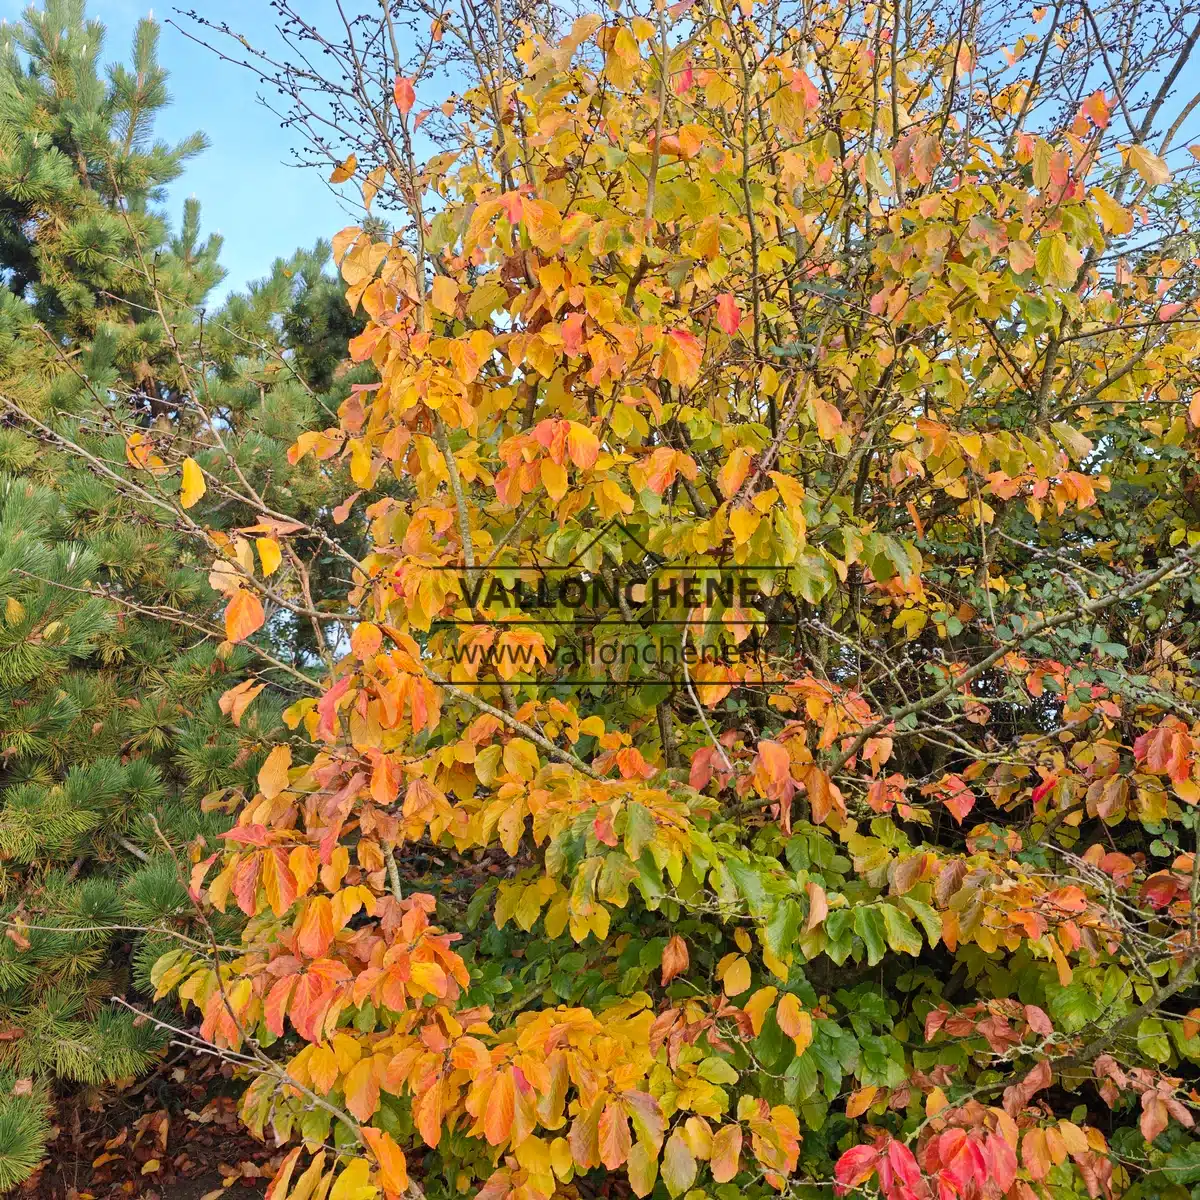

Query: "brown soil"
left=19, top=1056, right=277, bottom=1199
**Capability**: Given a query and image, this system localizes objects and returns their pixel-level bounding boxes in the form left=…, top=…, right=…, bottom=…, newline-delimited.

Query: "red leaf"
left=317, top=675, right=353, bottom=742
left=924, top=1006, right=949, bottom=1041
left=1141, top=872, right=1182, bottom=910
left=394, top=76, right=416, bottom=115
left=881, top=1140, right=922, bottom=1192
left=1031, top=773, right=1058, bottom=804
left=834, top=1145, right=881, bottom=1194
left=1024, top=1004, right=1053, bottom=1036
left=985, top=1132, right=1018, bottom=1194
left=790, top=69, right=820, bottom=110
left=716, top=293, right=741, bottom=335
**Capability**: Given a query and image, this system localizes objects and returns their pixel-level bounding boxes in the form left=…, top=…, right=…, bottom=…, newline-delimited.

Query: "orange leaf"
left=754, top=739, right=793, bottom=800
left=710, top=1124, right=742, bottom=1183
left=484, top=1070, right=515, bottom=1145
left=716, top=292, right=741, bottom=335
left=661, top=935, right=689, bottom=985
left=218, top=679, right=265, bottom=727
left=805, top=881, right=828, bottom=931
left=295, top=895, right=335, bottom=958
left=362, top=1127, right=409, bottom=1193
left=599, top=1102, right=633, bottom=1169
left=811, top=395, right=844, bottom=440
left=225, top=589, right=265, bottom=643
left=351, top=622, right=383, bottom=659
left=567, top=422, right=600, bottom=470
left=329, top=154, right=357, bottom=183
left=264, top=1147, right=303, bottom=1200
left=343, top=1057, right=381, bottom=1122
left=776, top=992, right=813, bottom=1051
left=262, top=849, right=298, bottom=918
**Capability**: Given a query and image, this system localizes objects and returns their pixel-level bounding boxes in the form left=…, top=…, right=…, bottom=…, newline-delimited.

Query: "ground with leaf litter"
left=20, top=1055, right=276, bottom=1198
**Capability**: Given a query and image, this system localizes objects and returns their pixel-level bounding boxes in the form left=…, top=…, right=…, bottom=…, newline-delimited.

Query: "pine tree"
left=0, top=3, right=365, bottom=1188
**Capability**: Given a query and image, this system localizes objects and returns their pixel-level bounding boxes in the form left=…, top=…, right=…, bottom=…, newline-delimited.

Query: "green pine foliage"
left=0, top=2, right=365, bottom=1188
left=0, top=1076, right=48, bottom=1194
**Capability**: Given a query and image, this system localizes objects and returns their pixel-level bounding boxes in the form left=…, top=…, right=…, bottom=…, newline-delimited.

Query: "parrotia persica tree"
left=145, top=0, right=1200, bottom=1198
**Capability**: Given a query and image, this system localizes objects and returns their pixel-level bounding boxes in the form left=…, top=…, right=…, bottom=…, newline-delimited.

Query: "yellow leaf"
left=362, top=164, right=386, bottom=210
left=541, top=458, right=569, bottom=501
left=257, top=536, right=283, bottom=577
left=503, top=738, right=540, bottom=780
left=258, top=744, right=292, bottom=800
left=550, top=1136, right=574, bottom=1180
left=125, top=432, right=167, bottom=476
left=743, top=986, right=778, bottom=1036
left=1092, top=187, right=1133, bottom=234
left=1128, top=144, right=1170, bottom=186
left=180, top=457, right=206, bottom=508
left=329, top=1157, right=377, bottom=1200
left=718, top=448, right=752, bottom=498
left=219, top=679, right=265, bottom=726
left=329, top=153, right=358, bottom=184
left=730, top=507, right=761, bottom=546
left=350, top=440, right=373, bottom=487
left=286, top=1152, right=328, bottom=1200
left=431, top=274, right=459, bottom=314
left=776, top=992, right=813, bottom=1052
left=721, top=955, right=751, bottom=996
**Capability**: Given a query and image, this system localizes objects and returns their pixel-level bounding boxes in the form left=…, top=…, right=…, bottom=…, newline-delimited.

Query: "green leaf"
left=783, top=1051, right=818, bottom=1104
left=1047, top=982, right=1102, bottom=1032
left=1139, top=1017, right=1171, bottom=1063
left=900, top=897, right=942, bottom=945
left=624, top=803, right=656, bottom=859
left=698, top=1056, right=740, bottom=1085
left=763, top=898, right=803, bottom=961
left=1035, top=232, right=1077, bottom=288
left=881, top=904, right=923, bottom=956
left=725, top=856, right=772, bottom=919
left=853, top=906, right=887, bottom=966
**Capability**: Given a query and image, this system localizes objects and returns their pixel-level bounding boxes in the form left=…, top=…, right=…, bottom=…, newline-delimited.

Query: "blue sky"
left=2, top=0, right=359, bottom=299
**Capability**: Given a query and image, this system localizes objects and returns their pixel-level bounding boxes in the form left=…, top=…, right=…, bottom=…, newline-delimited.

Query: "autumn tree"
left=114, top=0, right=1200, bottom=1199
